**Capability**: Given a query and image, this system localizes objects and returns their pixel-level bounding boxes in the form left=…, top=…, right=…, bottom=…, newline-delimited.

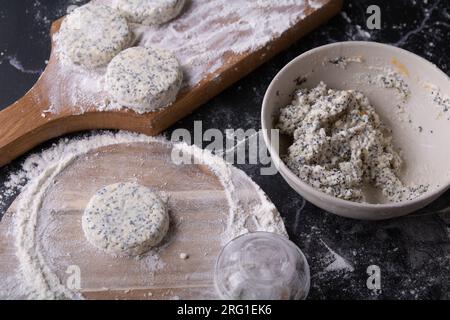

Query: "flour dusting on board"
left=0, top=131, right=286, bottom=299
left=132, top=0, right=320, bottom=85
left=321, top=240, right=354, bottom=273
left=46, top=0, right=328, bottom=114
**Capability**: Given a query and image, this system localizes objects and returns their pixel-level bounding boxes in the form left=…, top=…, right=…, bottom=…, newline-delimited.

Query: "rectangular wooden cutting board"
left=0, top=0, right=342, bottom=166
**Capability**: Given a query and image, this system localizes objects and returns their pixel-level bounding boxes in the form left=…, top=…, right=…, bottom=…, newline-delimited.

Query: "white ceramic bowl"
left=262, top=41, right=450, bottom=220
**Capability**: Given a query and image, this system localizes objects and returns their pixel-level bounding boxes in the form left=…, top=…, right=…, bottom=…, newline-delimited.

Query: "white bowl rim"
left=261, top=41, right=450, bottom=210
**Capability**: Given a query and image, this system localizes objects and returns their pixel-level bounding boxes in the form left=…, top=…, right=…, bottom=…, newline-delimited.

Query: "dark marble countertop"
left=0, top=0, right=449, bottom=299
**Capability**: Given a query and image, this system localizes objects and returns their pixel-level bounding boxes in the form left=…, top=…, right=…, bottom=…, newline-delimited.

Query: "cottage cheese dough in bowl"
left=105, top=46, right=183, bottom=113
left=82, top=182, right=169, bottom=256
left=58, top=3, right=132, bottom=68
left=262, top=42, right=450, bottom=219
left=113, top=0, right=186, bottom=25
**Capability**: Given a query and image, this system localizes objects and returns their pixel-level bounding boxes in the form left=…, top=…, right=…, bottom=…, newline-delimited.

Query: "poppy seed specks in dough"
left=277, top=82, right=428, bottom=203
left=82, top=182, right=170, bottom=256
left=113, top=0, right=186, bottom=25
left=105, top=46, right=183, bottom=113
left=57, top=3, right=132, bottom=68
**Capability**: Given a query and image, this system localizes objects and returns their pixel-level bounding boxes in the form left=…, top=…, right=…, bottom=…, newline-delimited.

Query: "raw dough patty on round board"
left=58, top=3, right=132, bottom=68
left=82, top=182, right=169, bottom=256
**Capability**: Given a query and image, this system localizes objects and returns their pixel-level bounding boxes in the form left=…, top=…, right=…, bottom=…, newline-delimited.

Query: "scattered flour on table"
left=7, top=55, right=43, bottom=74
left=0, top=131, right=286, bottom=299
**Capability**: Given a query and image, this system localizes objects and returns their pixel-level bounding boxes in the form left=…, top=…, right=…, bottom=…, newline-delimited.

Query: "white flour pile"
left=45, top=0, right=328, bottom=115
left=0, top=131, right=286, bottom=299
left=320, top=240, right=354, bottom=273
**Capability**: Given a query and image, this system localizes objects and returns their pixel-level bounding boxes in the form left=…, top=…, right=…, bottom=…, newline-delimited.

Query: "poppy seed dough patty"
left=82, top=182, right=169, bottom=256
left=58, top=3, right=132, bottom=68
left=113, top=0, right=186, bottom=25
left=105, top=46, right=183, bottom=113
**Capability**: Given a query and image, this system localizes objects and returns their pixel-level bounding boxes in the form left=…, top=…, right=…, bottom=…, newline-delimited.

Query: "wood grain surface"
left=0, top=140, right=284, bottom=299
left=0, top=0, right=342, bottom=167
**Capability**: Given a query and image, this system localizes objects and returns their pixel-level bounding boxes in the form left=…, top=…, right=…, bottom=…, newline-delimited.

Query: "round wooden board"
left=0, top=0, right=343, bottom=167
left=0, top=140, right=285, bottom=299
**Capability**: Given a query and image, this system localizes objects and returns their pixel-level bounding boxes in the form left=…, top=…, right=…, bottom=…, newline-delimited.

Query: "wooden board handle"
left=0, top=78, right=55, bottom=166
left=0, top=77, right=160, bottom=167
